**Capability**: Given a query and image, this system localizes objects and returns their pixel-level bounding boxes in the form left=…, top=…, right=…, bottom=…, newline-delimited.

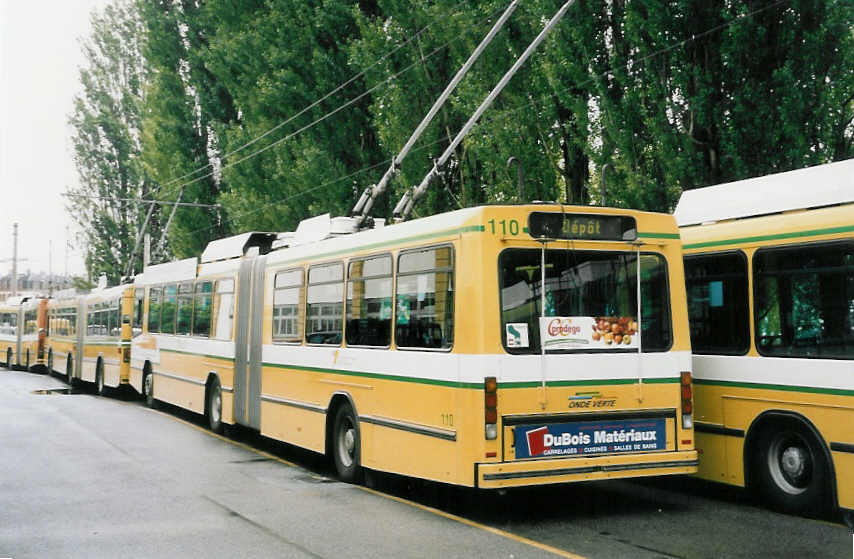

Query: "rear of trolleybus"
left=0, top=302, right=20, bottom=369
left=676, top=159, right=854, bottom=522
left=473, top=205, right=697, bottom=488
left=20, top=300, right=41, bottom=371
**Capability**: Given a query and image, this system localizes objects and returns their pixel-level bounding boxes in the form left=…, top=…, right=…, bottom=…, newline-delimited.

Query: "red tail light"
left=680, top=371, right=693, bottom=428
left=485, top=376, right=498, bottom=439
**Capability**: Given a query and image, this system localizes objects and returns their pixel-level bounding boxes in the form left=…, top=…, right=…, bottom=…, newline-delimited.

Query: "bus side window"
left=133, top=291, right=144, bottom=337
left=193, top=281, right=212, bottom=337
left=754, top=241, right=854, bottom=358
left=161, top=284, right=178, bottom=334
left=273, top=270, right=303, bottom=344
left=306, top=263, right=344, bottom=345
left=395, top=246, right=454, bottom=350
left=176, top=283, right=193, bottom=336
left=684, top=252, right=750, bottom=355
left=212, top=279, right=234, bottom=341
left=346, top=255, right=392, bottom=347
left=148, top=287, right=162, bottom=334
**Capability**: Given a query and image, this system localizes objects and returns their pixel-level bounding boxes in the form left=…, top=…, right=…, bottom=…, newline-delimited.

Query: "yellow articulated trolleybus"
left=48, top=285, right=135, bottom=394
left=675, top=158, right=854, bottom=522
left=132, top=204, right=696, bottom=488
left=1, top=296, right=47, bottom=371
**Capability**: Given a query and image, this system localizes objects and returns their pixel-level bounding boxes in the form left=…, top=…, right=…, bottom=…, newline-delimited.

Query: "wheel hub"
left=780, top=446, right=807, bottom=481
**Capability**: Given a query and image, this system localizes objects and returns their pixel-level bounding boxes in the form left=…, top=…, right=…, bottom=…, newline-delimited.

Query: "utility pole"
left=12, top=223, right=18, bottom=297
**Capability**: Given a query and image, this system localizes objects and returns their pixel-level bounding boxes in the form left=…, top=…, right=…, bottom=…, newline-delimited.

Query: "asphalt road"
left=1, top=369, right=851, bottom=559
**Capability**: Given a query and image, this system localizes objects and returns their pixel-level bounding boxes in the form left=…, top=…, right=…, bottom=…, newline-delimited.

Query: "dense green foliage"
left=68, top=0, right=854, bottom=278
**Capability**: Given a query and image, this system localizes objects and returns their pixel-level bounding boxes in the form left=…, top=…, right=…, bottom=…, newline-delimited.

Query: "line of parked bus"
left=3, top=159, right=851, bottom=523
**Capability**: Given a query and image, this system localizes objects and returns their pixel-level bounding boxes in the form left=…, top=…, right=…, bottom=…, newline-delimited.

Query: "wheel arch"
left=743, top=409, right=837, bottom=508
left=325, top=391, right=360, bottom=459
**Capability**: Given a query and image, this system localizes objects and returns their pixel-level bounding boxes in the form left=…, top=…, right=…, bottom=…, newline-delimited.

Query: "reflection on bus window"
left=685, top=252, right=750, bottom=354
left=755, top=242, right=854, bottom=358
left=396, top=246, right=454, bottom=350
left=307, top=263, right=343, bottom=345
left=347, top=256, right=392, bottom=347
left=273, top=270, right=302, bottom=343
left=212, top=279, right=234, bottom=341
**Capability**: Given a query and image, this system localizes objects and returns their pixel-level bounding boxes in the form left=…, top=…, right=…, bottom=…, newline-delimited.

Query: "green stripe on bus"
left=264, top=361, right=678, bottom=389
left=683, top=224, right=854, bottom=250
left=160, top=348, right=235, bottom=361
left=639, top=232, right=681, bottom=239
left=694, top=378, right=854, bottom=397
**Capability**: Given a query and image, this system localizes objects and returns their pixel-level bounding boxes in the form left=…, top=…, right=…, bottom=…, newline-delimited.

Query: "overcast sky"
left=0, top=0, right=111, bottom=278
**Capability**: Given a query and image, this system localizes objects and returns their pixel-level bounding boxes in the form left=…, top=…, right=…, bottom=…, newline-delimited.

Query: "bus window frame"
left=305, top=260, right=345, bottom=347
left=272, top=268, right=305, bottom=346
left=192, top=280, right=213, bottom=339
left=345, top=252, right=393, bottom=350
left=395, top=243, right=455, bottom=353
left=497, top=246, right=674, bottom=355
left=684, top=249, right=751, bottom=357
left=752, top=239, right=854, bottom=361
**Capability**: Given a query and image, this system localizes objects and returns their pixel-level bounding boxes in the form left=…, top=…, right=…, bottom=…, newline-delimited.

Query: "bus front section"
left=476, top=209, right=697, bottom=488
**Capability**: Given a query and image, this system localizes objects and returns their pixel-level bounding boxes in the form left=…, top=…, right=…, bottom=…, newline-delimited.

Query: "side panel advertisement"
left=513, top=418, right=667, bottom=459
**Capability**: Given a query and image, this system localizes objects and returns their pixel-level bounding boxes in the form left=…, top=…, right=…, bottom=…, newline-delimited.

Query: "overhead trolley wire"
left=146, top=0, right=483, bottom=203
left=176, top=0, right=793, bottom=241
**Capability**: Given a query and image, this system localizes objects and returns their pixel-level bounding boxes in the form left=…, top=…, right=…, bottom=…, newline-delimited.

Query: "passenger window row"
left=273, top=246, right=454, bottom=350
left=685, top=240, right=854, bottom=359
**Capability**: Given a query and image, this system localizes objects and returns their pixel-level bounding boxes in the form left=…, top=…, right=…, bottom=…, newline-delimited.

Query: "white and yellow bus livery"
left=133, top=205, right=697, bottom=488
left=676, top=158, right=854, bottom=520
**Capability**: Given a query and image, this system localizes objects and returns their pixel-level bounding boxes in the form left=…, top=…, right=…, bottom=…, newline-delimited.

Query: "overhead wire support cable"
left=393, top=0, right=578, bottom=222
left=63, top=194, right=221, bottom=208
left=148, top=0, right=472, bottom=203
left=351, top=0, right=519, bottom=229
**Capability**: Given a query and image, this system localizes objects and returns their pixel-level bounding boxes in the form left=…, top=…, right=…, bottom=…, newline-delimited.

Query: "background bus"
left=1, top=296, right=47, bottom=371
left=133, top=205, right=696, bottom=488
left=675, top=159, right=854, bottom=519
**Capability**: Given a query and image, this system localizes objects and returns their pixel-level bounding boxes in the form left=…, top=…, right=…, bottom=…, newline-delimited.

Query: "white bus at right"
left=675, top=158, right=854, bottom=523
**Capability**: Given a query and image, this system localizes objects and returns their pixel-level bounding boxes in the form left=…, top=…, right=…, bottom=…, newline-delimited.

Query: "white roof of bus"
left=674, top=158, right=854, bottom=226
left=265, top=206, right=482, bottom=268
left=135, top=257, right=198, bottom=286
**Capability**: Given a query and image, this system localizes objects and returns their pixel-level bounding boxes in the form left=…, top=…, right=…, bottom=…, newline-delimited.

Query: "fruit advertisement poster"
left=538, top=316, right=639, bottom=350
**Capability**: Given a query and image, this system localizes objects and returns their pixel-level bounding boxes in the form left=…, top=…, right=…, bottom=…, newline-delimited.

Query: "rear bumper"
left=477, top=450, right=698, bottom=489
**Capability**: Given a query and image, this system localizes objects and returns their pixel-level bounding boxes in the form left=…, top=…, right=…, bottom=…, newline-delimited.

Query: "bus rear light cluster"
left=681, top=371, right=693, bottom=429
left=123, top=347, right=131, bottom=363
left=485, top=376, right=498, bottom=440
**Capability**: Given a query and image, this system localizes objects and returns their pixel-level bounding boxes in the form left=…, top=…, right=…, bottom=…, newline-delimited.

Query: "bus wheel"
left=25, top=350, right=30, bottom=370
left=5, top=348, right=11, bottom=369
left=755, top=421, right=830, bottom=516
left=66, top=356, right=73, bottom=385
left=95, top=360, right=106, bottom=396
left=143, top=370, right=156, bottom=409
left=843, top=509, right=854, bottom=530
left=47, top=350, right=54, bottom=376
left=206, top=377, right=223, bottom=434
left=332, top=404, right=361, bottom=483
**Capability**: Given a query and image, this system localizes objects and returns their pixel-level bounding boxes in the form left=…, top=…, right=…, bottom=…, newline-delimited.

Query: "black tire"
left=47, top=350, right=54, bottom=376
left=206, top=377, right=223, bottom=434
left=25, top=350, right=30, bottom=371
left=66, top=355, right=74, bottom=385
left=5, top=348, right=11, bottom=369
left=95, top=360, right=106, bottom=397
left=142, top=369, right=156, bottom=409
left=332, top=404, right=361, bottom=483
left=754, top=421, right=830, bottom=516
left=843, top=509, right=854, bottom=530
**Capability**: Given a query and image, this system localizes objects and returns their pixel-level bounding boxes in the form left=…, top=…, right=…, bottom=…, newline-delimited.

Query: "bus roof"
left=674, top=158, right=854, bottom=227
